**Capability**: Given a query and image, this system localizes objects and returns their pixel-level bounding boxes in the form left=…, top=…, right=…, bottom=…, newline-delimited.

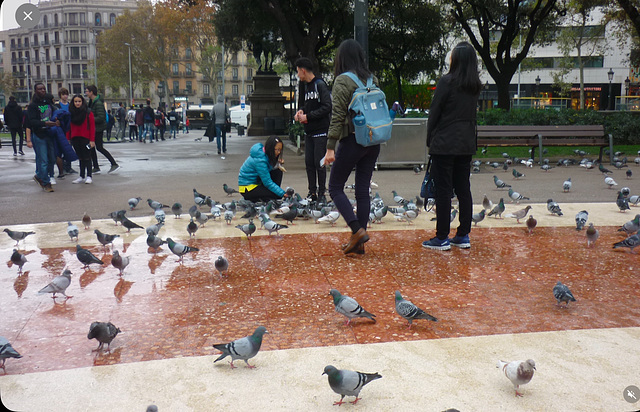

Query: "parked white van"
left=229, top=105, right=250, bottom=127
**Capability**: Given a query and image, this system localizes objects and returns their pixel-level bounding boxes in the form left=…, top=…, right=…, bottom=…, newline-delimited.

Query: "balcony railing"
left=42, top=40, right=50, bottom=46
left=12, top=72, right=27, bottom=78
left=52, top=39, right=61, bottom=45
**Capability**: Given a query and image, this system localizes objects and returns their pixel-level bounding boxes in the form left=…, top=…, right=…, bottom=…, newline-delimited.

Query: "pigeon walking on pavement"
left=487, top=198, right=505, bottom=219
left=546, top=199, right=563, bottom=216
left=613, top=232, right=640, bottom=253
left=187, top=219, right=198, bottom=237
left=108, top=210, right=127, bottom=226
left=128, top=197, right=142, bottom=210
left=82, top=213, right=92, bottom=230
left=87, top=321, right=121, bottom=352
left=76, top=245, right=104, bottom=268
left=38, top=269, right=72, bottom=299
left=504, top=205, right=532, bottom=223
left=512, top=168, right=525, bottom=179
left=147, top=198, right=170, bottom=211
left=223, top=183, right=239, bottom=196
left=482, top=194, right=493, bottom=211
left=329, top=289, right=376, bottom=326
left=214, top=256, right=229, bottom=277
left=0, top=336, right=22, bottom=373
left=617, top=191, right=630, bottom=212
left=497, top=359, right=536, bottom=397
left=508, top=188, right=530, bottom=203
left=10, top=249, right=27, bottom=273
left=575, top=210, right=589, bottom=230
left=394, top=291, right=437, bottom=329
left=493, top=175, right=511, bottom=189
left=526, top=215, right=537, bottom=234
left=471, top=209, right=486, bottom=226
left=111, top=250, right=130, bottom=276
left=553, top=281, right=576, bottom=307
left=586, top=223, right=599, bottom=247
left=235, top=219, right=257, bottom=238
left=145, top=222, right=164, bottom=237
left=146, top=234, right=165, bottom=253
left=166, top=238, right=199, bottom=262
left=323, top=365, right=382, bottom=406
left=3, top=229, right=35, bottom=246
left=598, top=162, right=613, bottom=174
left=604, top=176, right=618, bottom=189
left=617, top=214, right=640, bottom=234
left=121, top=217, right=144, bottom=233
left=212, top=326, right=267, bottom=369
left=66, top=222, right=79, bottom=242
left=563, top=178, right=572, bottom=192
left=94, top=229, right=119, bottom=251
left=171, top=203, right=183, bottom=218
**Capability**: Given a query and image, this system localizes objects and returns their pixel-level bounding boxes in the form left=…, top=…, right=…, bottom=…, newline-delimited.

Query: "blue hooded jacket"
left=238, top=143, right=285, bottom=197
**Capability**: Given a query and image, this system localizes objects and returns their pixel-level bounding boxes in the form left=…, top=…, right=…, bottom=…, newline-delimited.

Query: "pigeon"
left=613, top=232, right=640, bottom=253
left=145, top=222, right=164, bottom=237
left=395, top=208, right=419, bottom=224
left=575, top=210, right=588, bottom=230
left=553, top=281, right=576, bottom=307
left=82, top=213, right=91, bottom=230
left=449, top=208, right=458, bottom=223
left=586, top=223, right=599, bottom=247
left=508, top=188, right=529, bottom=203
left=166, top=237, right=199, bottom=262
left=186, top=219, right=198, bottom=240
left=0, top=336, right=22, bottom=372
left=87, top=321, right=121, bottom=352
left=497, top=359, right=536, bottom=397
left=223, top=183, right=239, bottom=196
left=471, top=209, right=486, bottom=226
left=546, top=199, right=563, bottom=216
left=413, top=165, right=421, bottom=174
left=392, top=190, right=407, bottom=205
left=66, top=222, right=79, bottom=242
left=147, top=198, right=170, bottom=211
left=526, top=215, right=537, bottom=234
left=108, top=210, right=127, bottom=226
left=276, top=205, right=298, bottom=225
left=260, top=215, right=288, bottom=235
left=598, top=163, right=612, bottom=174
left=618, top=214, right=640, bottom=234
left=10, top=249, right=27, bottom=272
left=329, top=289, right=376, bottom=325
left=323, top=365, right=382, bottom=406
left=92, top=230, right=119, bottom=252
left=188, top=205, right=199, bottom=218
left=540, top=164, right=553, bottom=172
left=121, top=217, right=144, bottom=233
left=193, top=188, right=209, bottom=201
left=487, top=198, right=505, bottom=219
left=621, top=186, right=631, bottom=197
left=195, top=210, right=209, bottom=227
left=76, top=245, right=104, bottom=268
left=318, top=211, right=341, bottom=226
left=512, top=168, right=525, bottom=179
left=111, top=250, right=130, bottom=275
left=563, top=178, right=572, bottom=192
left=604, top=176, right=618, bottom=188
left=627, top=169, right=633, bottom=179
left=482, top=194, right=493, bottom=211
left=3, top=229, right=35, bottom=246
left=504, top=205, right=532, bottom=223
left=617, top=191, right=630, bottom=212
left=213, top=326, right=267, bottom=369
left=146, top=234, right=165, bottom=253
left=128, top=197, right=142, bottom=210
left=224, top=209, right=235, bottom=225
left=154, top=209, right=166, bottom=224
left=146, top=406, right=158, bottom=412
left=493, top=175, right=511, bottom=189
left=171, top=203, right=183, bottom=218
left=236, top=219, right=257, bottom=238
left=194, top=195, right=212, bottom=208
left=214, top=256, right=229, bottom=277
left=394, top=291, right=437, bottom=329
left=38, top=269, right=72, bottom=299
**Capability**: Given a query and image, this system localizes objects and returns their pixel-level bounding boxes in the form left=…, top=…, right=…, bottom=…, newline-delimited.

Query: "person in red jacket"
left=67, top=94, right=96, bottom=184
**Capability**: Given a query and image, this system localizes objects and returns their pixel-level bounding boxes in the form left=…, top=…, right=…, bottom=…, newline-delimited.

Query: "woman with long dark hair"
left=67, top=94, right=96, bottom=184
left=238, top=135, right=286, bottom=202
left=323, top=39, right=379, bottom=255
left=422, top=41, right=482, bottom=251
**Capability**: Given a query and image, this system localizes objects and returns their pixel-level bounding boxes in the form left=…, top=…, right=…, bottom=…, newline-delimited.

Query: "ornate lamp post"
left=607, top=68, right=614, bottom=110
left=625, top=76, right=630, bottom=109
left=124, top=42, right=133, bottom=106
left=535, top=75, right=541, bottom=108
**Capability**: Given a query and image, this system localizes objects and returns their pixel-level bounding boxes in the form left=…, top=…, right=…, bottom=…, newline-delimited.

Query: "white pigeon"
left=318, top=211, right=340, bottom=226
left=66, top=222, right=79, bottom=242
left=604, top=176, right=618, bottom=188
left=497, top=359, right=536, bottom=397
left=563, top=178, right=572, bottom=192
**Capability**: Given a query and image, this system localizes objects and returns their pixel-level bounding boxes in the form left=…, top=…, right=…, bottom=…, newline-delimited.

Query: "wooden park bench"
left=477, top=125, right=613, bottom=164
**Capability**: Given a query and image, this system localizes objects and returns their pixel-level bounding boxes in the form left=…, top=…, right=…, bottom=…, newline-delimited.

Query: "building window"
left=186, top=81, right=192, bottom=92
left=232, top=85, right=238, bottom=96
left=81, top=47, right=87, bottom=59
left=173, top=81, right=179, bottom=94
left=43, top=15, right=48, bottom=27
left=232, top=52, right=238, bottom=65
left=70, top=47, right=80, bottom=60
left=57, top=65, right=62, bottom=76
left=185, top=48, right=192, bottom=59
left=80, top=13, right=85, bottom=25
left=171, top=47, right=179, bottom=59
left=72, top=83, right=82, bottom=94
left=54, top=14, right=59, bottom=26
left=185, top=63, right=192, bottom=75
left=110, top=13, right=116, bottom=26
left=218, top=85, right=223, bottom=95
left=95, top=13, right=101, bottom=26
left=247, top=85, right=253, bottom=95
left=172, top=63, right=179, bottom=75
left=203, top=84, right=210, bottom=96
left=247, top=68, right=253, bottom=80
left=232, top=68, right=238, bottom=80
left=69, top=31, right=79, bottom=43
left=80, top=31, right=86, bottom=43
left=68, top=13, right=77, bottom=25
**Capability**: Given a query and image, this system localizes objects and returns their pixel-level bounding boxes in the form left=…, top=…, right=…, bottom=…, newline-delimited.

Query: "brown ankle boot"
left=343, top=228, right=369, bottom=254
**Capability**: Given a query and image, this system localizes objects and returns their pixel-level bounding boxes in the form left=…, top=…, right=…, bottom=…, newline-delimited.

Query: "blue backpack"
left=341, top=72, right=393, bottom=147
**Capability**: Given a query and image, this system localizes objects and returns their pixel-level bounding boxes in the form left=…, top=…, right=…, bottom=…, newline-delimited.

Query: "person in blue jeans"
left=27, top=82, right=59, bottom=192
left=212, top=95, right=229, bottom=154
left=142, top=100, right=155, bottom=143
left=167, top=107, right=179, bottom=139
left=422, top=41, right=481, bottom=251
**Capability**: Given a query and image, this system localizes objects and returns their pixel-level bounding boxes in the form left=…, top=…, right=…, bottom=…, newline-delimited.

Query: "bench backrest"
left=477, top=125, right=605, bottom=138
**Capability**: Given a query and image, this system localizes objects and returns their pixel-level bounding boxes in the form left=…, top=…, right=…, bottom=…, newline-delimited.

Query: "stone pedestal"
left=248, top=74, right=287, bottom=136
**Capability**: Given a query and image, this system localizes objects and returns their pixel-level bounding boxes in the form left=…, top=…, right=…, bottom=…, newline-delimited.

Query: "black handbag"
left=420, top=157, right=435, bottom=205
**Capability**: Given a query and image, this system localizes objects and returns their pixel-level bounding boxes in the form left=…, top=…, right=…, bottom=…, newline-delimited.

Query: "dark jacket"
left=143, top=105, right=155, bottom=122
left=300, top=76, right=331, bottom=136
left=27, top=96, right=54, bottom=137
left=87, top=94, right=106, bottom=132
left=3, top=101, right=24, bottom=129
left=426, top=74, right=479, bottom=155
left=238, top=143, right=285, bottom=197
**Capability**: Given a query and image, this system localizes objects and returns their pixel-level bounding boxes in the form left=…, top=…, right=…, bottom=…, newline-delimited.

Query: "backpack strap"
left=340, top=72, right=367, bottom=89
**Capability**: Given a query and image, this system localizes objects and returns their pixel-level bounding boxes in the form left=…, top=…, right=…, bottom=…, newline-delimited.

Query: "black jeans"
left=241, top=168, right=283, bottom=202
left=430, top=154, right=473, bottom=240
left=328, top=134, right=380, bottom=231
left=71, top=136, right=92, bottom=178
left=10, top=128, right=24, bottom=153
left=304, top=134, right=328, bottom=196
left=129, top=125, right=138, bottom=140
left=91, top=131, right=117, bottom=169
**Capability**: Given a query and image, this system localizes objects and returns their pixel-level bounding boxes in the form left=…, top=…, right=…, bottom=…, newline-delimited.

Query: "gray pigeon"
left=188, top=205, right=199, bottom=218
left=87, top=321, right=121, bottom=352
left=0, top=336, right=22, bottom=372
left=504, top=205, right=532, bottom=223
left=128, top=196, right=142, bottom=210
left=108, top=210, right=127, bottom=226
left=76, top=245, right=104, bottom=268
left=171, top=202, right=183, bottom=218
left=94, top=229, right=120, bottom=250
left=471, top=209, right=485, bottom=226
left=38, top=269, right=72, bottom=299
left=508, top=188, right=529, bottom=203
left=613, top=232, right=640, bottom=253
left=214, top=256, right=229, bottom=277
left=487, top=198, right=505, bottom=219
left=213, top=326, right=267, bottom=369
left=235, top=219, right=257, bottom=238
left=575, top=210, right=588, bottom=230
left=195, top=210, right=209, bottom=227
left=546, top=199, right=563, bottom=216
left=323, top=365, right=382, bottom=406
left=329, top=289, right=376, bottom=325
left=82, top=213, right=91, bottom=230
left=493, top=175, right=511, bottom=189
left=154, top=209, right=166, bottom=224
left=146, top=222, right=164, bottom=237
left=617, top=191, right=630, bottom=212
left=553, top=281, right=576, bottom=307
left=147, top=198, right=170, bottom=211
left=224, top=209, right=235, bottom=225
left=259, top=215, right=288, bottom=236
left=482, top=194, right=493, bottom=211
left=10, top=249, right=27, bottom=273
left=66, top=222, right=79, bottom=242
left=121, top=217, right=144, bottom=233
left=497, top=359, right=536, bottom=397
left=563, top=178, right=572, bottom=192
left=586, top=223, right=599, bottom=247
left=187, top=218, right=198, bottom=237
left=146, top=406, right=158, bottom=412
left=166, top=238, right=199, bottom=262
left=617, top=214, right=640, bottom=234
left=3, top=229, right=35, bottom=246
left=146, top=234, right=165, bottom=253
left=526, top=215, right=537, bottom=235
left=111, top=250, right=130, bottom=276
left=223, top=183, right=239, bottom=196
left=394, top=291, right=437, bottom=329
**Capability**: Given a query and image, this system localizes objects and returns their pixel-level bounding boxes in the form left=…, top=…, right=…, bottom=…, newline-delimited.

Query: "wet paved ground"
left=1, top=130, right=640, bottom=410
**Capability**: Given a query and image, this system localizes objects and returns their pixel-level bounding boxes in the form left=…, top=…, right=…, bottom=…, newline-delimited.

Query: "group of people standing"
left=237, top=39, right=480, bottom=255
left=123, top=100, right=182, bottom=143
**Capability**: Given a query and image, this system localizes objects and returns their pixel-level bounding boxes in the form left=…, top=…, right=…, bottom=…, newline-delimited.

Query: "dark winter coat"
left=3, top=101, right=24, bottom=129
left=299, top=76, right=331, bottom=137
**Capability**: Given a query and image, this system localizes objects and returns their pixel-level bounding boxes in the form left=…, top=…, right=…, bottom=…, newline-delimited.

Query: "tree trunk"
left=495, top=77, right=512, bottom=111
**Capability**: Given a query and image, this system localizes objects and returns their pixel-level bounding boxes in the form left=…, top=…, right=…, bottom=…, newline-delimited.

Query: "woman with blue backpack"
left=324, top=39, right=387, bottom=255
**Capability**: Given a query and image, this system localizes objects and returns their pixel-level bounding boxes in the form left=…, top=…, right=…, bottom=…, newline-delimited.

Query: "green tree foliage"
left=369, top=0, right=446, bottom=108
left=0, top=73, right=19, bottom=100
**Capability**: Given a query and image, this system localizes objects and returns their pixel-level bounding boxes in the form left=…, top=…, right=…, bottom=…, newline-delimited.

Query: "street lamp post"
left=40, top=52, right=48, bottom=88
left=535, top=75, right=541, bottom=108
left=91, top=29, right=98, bottom=87
left=124, top=42, right=133, bottom=107
left=484, top=81, right=489, bottom=110
left=287, top=59, right=295, bottom=142
left=625, top=76, right=631, bottom=110
left=25, top=56, right=31, bottom=102
left=607, top=68, right=614, bottom=110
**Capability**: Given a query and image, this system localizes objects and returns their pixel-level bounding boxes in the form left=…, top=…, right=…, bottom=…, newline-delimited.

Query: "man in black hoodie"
left=3, top=96, right=25, bottom=156
left=294, top=57, right=332, bottom=202
left=27, top=83, right=59, bottom=192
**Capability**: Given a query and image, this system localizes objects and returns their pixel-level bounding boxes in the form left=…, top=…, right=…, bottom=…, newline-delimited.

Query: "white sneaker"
left=49, top=177, right=57, bottom=185
left=72, top=177, right=84, bottom=184
left=84, top=177, right=93, bottom=184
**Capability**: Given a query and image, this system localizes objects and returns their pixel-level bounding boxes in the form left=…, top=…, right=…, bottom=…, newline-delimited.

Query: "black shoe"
left=19, top=150, right=25, bottom=155
left=307, top=192, right=318, bottom=202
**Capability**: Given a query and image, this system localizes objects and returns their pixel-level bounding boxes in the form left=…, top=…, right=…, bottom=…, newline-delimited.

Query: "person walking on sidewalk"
left=67, top=94, right=95, bottom=184
left=295, top=57, right=331, bottom=202
left=86, top=85, right=120, bottom=174
left=421, top=41, right=481, bottom=251
left=135, top=104, right=144, bottom=142
left=167, top=106, right=179, bottom=139
left=27, top=82, right=59, bottom=192
left=323, top=39, right=379, bottom=255
left=3, top=96, right=25, bottom=156
left=117, top=102, right=127, bottom=140
left=142, top=99, right=155, bottom=143
left=212, top=95, right=229, bottom=154
left=127, top=105, right=137, bottom=141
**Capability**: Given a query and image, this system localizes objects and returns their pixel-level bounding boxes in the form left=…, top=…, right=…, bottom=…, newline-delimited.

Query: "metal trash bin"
left=376, top=118, right=428, bottom=168
left=237, top=125, right=245, bottom=136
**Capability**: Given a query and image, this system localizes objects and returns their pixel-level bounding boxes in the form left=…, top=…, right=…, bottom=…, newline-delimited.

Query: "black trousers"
left=10, top=128, right=24, bottom=153
left=431, top=154, right=473, bottom=239
left=91, top=130, right=117, bottom=169
left=241, top=169, right=283, bottom=202
left=71, top=136, right=92, bottom=178
left=304, top=134, right=328, bottom=196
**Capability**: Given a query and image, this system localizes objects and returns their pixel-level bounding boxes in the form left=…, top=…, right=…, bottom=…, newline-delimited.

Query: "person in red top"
left=67, top=94, right=96, bottom=184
